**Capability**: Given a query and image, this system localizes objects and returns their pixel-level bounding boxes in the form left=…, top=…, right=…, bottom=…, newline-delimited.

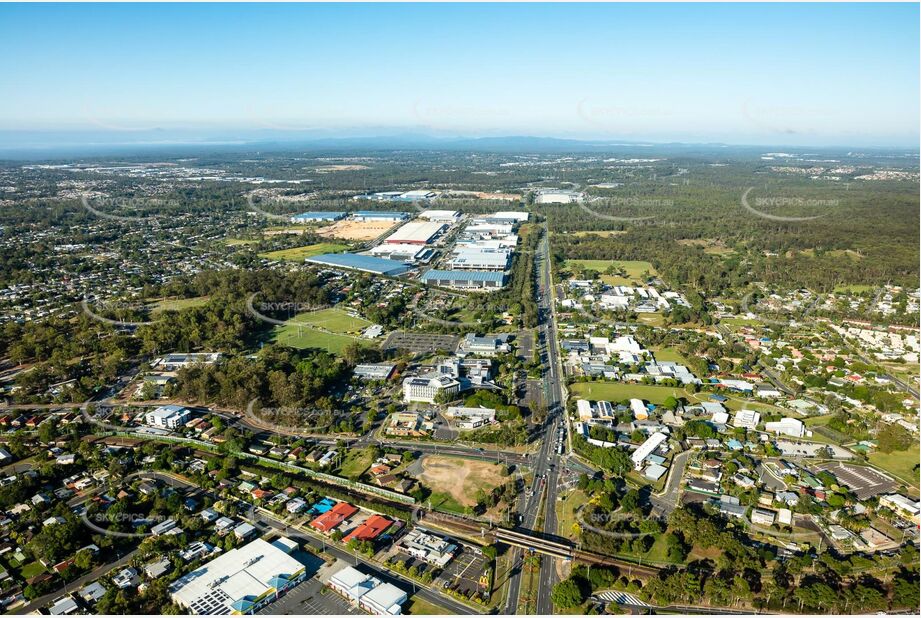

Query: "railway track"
left=103, top=436, right=663, bottom=580
left=419, top=513, right=661, bottom=577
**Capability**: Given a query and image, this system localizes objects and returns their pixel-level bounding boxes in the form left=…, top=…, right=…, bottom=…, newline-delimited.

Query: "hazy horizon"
left=1, top=128, right=919, bottom=160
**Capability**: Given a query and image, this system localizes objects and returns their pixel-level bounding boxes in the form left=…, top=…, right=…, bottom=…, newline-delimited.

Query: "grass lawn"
left=19, top=561, right=45, bottom=578
left=148, top=296, right=210, bottom=313
left=569, top=381, right=686, bottom=405
left=284, top=308, right=371, bottom=334
left=271, top=324, right=367, bottom=354
left=869, top=445, right=920, bottom=489
left=644, top=533, right=678, bottom=564
left=635, top=313, right=667, bottom=327
left=270, top=309, right=373, bottom=354
left=882, top=362, right=919, bottom=383
left=225, top=238, right=261, bottom=246
left=259, top=242, right=349, bottom=262
left=804, top=413, right=837, bottom=427
left=427, top=491, right=467, bottom=514
left=338, top=447, right=375, bottom=480
left=651, top=346, right=688, bottom=364
left=719, top=317, right=763, bottom=327
left=799, top=430, right=841, bottom=446
left=565, top=259, right=657, bottom=282
left=405, top=596, right=452, bottom=615
left=869, top=515, right=905, bottom=541
left=555, top=489, right=589, bottom=540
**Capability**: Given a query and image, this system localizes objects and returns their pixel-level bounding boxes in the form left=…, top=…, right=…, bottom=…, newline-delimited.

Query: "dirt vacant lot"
left=317, top=219, right=396, bottom=241
left=415, top=455, right=507, bottom=508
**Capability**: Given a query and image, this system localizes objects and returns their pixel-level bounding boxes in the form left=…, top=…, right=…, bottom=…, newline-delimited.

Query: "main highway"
left=504, top=224, right=568, bottom=614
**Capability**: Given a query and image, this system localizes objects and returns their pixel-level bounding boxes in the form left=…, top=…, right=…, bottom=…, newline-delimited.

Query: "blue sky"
left=1, top=3, right=918, bottom=146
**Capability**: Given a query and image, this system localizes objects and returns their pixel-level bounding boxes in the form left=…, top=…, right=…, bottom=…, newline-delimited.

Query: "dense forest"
left=0, top=268, right=336, bottom=403
left=546, top=175, right=918, bottom=293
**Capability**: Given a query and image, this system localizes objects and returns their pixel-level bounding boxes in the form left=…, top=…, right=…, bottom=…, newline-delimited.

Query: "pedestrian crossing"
left=596, top=590, right=651, bottom=607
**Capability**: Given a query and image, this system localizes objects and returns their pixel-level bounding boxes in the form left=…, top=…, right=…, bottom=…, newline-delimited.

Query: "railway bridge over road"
left=417, top=512, right=661, bottom=577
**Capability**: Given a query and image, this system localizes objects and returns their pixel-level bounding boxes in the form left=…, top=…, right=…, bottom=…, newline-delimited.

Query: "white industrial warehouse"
left=169, top=537, right=307, bottom=615
left=383, top=220, right=447, bottom=245
left=419, top=209, right=460, bottom=222
left=446, top=249, right=511, bottom=271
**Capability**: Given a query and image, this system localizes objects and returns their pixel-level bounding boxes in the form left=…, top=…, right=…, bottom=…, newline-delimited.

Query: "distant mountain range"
left=0, top=128, right=915, bottom=159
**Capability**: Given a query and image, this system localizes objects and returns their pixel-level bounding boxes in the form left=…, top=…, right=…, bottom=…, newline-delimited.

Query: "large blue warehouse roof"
left=306, top=253, right=410, bottom=275
left=291, top=211, right=346, bottom=220
left=421, top=269, right=506, bottom=282
left=353, top=211, right=409, bottom=218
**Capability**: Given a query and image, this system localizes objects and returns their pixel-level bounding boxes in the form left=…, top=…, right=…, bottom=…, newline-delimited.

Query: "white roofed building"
left=445, top=406, right=496, bottom=429
left=399, top=190, right=438, bottom=200
left=576, top=400, right=594, bottom=422
left=733, top=409, right=761, bottom=430
left=751, top=508, right=777, bottom=526
left=153, top=352, right=221, bottom=371
left=489, top=211, right=529, bottom=222
left=328, top=566, right=406, bottom=615
left=446, top=250, right=511, bottom=271
left=145, top=405, right=190, bottom=430
left=399, top=529, right=458, bottom=567
left=419, top=209, right=460, bottom=222
left=368, top=243, right=430, bottom=262
left=630, top=399, right=648, bottom=421
left=631, top=432, right=668, bottom=470
left=402, top=374, right=460, bottom=404
left=353, top=363, right=397, bottom=381
left=765, top=417, right=805, bottom=438
left=879, top=494, right=921, bottom=524
left=383, top=220, right=447, bottom=245
left=169, top=537, right=306, bottom=615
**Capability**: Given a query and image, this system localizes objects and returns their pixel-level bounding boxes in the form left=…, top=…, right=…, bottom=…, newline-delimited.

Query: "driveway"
left=650, top=449, right=691, bottom=517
